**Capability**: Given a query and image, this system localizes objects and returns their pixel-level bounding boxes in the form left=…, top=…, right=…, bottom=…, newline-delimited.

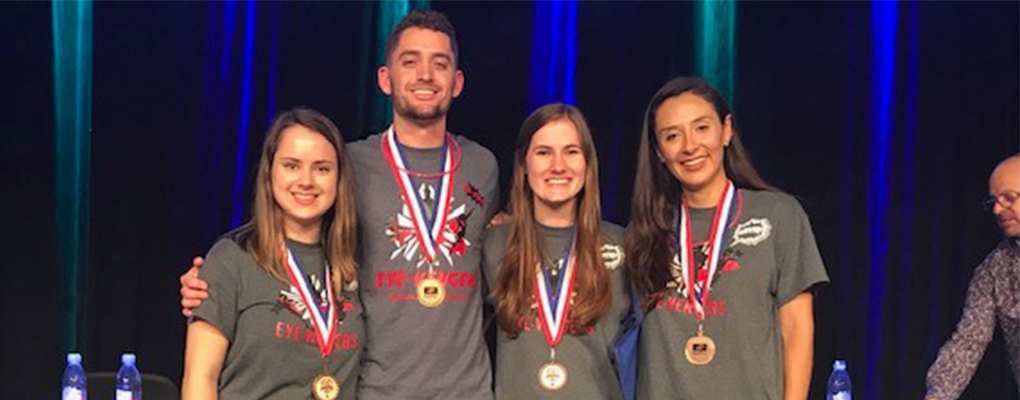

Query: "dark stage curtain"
left=2, top=2, right=1017, bottom=399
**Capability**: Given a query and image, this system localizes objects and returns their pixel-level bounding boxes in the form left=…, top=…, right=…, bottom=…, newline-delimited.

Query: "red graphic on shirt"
left=379, top=181, right=487, bottom=305
left=274, top=278, right=359, bottom=350
left=375, top=270, right=478, bottom=288
left=722, top=259, right=741, bottom=272
left=664, top=241, right=743, bottom=317
left=277, top=273, right=344, bottom=324
left=274, top=321, right=358, bottom=350
left=464, top=183, right=486, bottom=206
left=657, top=296, right=727, bottom=317
left=374, top=270, right=479, bottom=303
left=447, top=210, right=472, bottom=256
left=514, top=314, right=595, bottom=336
left=385, top=182, right=475, bottom=269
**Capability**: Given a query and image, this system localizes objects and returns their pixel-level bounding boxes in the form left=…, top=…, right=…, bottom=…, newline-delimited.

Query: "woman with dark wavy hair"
left=626, top=77, right=828, bottom=400
left=484, top=103, right=630, bottom=399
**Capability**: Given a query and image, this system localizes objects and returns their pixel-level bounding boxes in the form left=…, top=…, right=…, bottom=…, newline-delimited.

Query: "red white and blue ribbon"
left=677, top=180, right=737, bottom=321
left=381, top=127, right=455, bottom=266
left=282, top=245, right=338, bottom=357
left=535, top=229, right=577, bottom=349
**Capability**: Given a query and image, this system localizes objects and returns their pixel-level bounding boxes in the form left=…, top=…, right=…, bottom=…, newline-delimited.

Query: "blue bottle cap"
left=833, top=359, right=847, bottom=370
left=67, top=353, right=82, bottom=364
left=121, top=353, right=136, bottom=366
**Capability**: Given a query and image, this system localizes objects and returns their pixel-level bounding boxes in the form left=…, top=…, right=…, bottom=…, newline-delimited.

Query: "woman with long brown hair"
left=182, top=108, right=362, bottom=400
left=627, top=77, right=828, bottom=400
left=484, top=103, right=630, bottom=399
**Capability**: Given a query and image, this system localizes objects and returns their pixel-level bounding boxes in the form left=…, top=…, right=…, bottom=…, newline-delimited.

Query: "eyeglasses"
left=984, top=190, right=1019, bottom=212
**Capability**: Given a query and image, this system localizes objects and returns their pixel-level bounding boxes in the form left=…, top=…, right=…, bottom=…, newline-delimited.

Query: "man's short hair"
left=384, top=10, right=460, bottom=66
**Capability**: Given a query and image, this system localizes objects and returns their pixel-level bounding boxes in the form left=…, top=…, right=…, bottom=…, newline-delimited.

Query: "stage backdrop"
left=1, top=1, right=1017, bottom=399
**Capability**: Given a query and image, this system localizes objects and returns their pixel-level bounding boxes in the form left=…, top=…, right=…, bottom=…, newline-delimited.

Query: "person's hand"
left=487, top=212, right=512, bottom=227
left=180, top=257, right=209, bottom=317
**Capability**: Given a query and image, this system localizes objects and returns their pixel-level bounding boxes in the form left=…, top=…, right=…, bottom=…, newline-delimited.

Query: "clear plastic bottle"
left=62, top=353, right=87, bottom=400
left=116, top=353, right=142, bottom=400
left=827, top=359, right=852, bottom=400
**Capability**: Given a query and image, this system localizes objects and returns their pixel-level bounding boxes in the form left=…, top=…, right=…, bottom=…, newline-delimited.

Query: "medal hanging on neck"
left=280, top=245, right=341, bottom=400
left=676, top=181, right=737, bottom=366
left=381, top=127, right=459, bottom=307
left=535, top=228, right=576, bottom=391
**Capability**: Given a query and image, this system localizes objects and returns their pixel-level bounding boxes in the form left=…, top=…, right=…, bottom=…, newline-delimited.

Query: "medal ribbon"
left=381, top=127, right=456, bottom=266
left=677, top=181, right=737, bottom=321
left=281, top=245, right=338, bottom=357
left=535, top=228, right=577, bottom=348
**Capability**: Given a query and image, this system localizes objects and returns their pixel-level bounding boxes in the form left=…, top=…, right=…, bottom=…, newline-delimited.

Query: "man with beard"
left=925, top=154, right=1020, bottom=400
left=182, top=11, right=499, bottom=400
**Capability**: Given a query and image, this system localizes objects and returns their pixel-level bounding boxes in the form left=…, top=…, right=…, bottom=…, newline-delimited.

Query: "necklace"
left=379, top=129, right=462, bottom=179
left=544, top=254, right=564, bottom=277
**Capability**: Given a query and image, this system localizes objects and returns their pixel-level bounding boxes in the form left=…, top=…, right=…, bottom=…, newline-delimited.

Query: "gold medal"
left=684, top=325, right=716, bottom=365
left=417, top=276, right=446, bottom=307
left=537, top=361, right=568, bottom=391
left=312, top=373, right=340, bottom=400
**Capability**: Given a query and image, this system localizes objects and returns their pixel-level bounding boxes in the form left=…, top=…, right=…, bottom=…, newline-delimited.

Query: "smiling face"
left=654, top=92, right=733, bottom=203
left=526, top=118, right=587, bottom=218
left=271, top=125, right=338, bottom=236
left=377, top=27, right=464, bottom=124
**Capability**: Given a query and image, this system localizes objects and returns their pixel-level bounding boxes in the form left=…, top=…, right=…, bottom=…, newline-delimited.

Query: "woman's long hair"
left=626, top=77, right=776, bottom=309
left=234, top=108, right=358, bottom=294
left=492, top=103, right=611, bottom=336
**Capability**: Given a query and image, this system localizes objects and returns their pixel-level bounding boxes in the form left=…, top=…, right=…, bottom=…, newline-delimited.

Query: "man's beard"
left=393, top=95, right=450, bottom=123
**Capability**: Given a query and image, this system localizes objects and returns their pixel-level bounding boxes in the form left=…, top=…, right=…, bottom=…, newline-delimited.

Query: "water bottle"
left=62, top=353, right=87, bottom=400
left=116, top=353, right=142, bottom=400
left=827, top=359, right=852, bottom=400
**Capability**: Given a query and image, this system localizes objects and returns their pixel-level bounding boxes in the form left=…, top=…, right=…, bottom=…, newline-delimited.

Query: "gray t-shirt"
left=637, top=190, right=829, bottom=400
left=193, top=237, right=363, bottom=400
left=348, top=132, right=499, bottom=400
left=482, top=221, right=630, bottom=400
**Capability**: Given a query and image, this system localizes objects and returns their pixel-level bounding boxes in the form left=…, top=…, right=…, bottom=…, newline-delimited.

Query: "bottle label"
left=62, top=388, right=84, bottom=400
left=831, top=391, right=851, bottom=400
left=117, top=389, right=134, bottom=400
